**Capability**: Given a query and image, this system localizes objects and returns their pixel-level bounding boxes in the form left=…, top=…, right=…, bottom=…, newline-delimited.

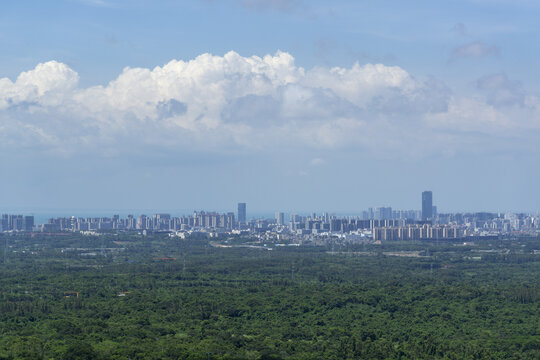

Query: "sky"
left=1, top=0, right=540, bottom=217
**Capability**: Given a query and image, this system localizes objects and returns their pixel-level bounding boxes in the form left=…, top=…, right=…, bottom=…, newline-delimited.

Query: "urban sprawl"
left=2, top=192, right=539, bottom=243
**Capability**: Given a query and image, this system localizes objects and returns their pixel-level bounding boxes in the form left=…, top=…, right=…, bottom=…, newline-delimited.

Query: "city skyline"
left=2, top=200, right=539, bottom=225
left=3, top=206, right=537, bottom=240
left=4, top=194, right=540, bottom=231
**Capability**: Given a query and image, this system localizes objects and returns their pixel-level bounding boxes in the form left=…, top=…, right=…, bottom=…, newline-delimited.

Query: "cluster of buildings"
left=374, top=224, right=463, bottom=241
left=38, top=211, right=240, bottom=233
left=2, top=194, right=539, bottom=240
left=1, top=203, right=248, bottom=233
left=0, top=214, right=34, bottom=232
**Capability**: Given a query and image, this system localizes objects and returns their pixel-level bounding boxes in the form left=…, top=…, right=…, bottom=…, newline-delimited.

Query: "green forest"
left=0, top=232, right=539, bottom=359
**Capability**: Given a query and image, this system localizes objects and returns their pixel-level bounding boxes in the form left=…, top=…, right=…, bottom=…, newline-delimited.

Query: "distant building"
left=373, top=224, right=462, bottom=241
left=422, top=191, right=433, bottom=221
left=23, top=216, right=34, bottom=231
left=11, top=215, right=23, bottom=231
left=1, top=214, right=8, bottom=231
left=275, top=212, right=285, bottom=225
left=237, top=203, right=246, bottom=225
left=374, top=207, right=392, bottom=220
left=137, top=215, right=147, bottom=229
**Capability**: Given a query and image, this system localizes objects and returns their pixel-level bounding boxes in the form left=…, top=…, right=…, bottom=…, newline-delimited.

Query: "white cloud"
left=425, top=97, right=511, bottom=133
left=1, top=51, right=538, bottom=160
left=304, top=63, right=414, bottom=107
left=0, top=61, right=79, bottom=109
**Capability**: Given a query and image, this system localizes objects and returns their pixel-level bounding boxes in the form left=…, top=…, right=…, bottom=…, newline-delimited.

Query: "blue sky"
left=1, top=0, right=540, bottom=216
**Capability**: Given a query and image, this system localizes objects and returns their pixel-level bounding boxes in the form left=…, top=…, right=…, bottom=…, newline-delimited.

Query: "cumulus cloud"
left=425, top=98, right=510, bottom=133
left=1, top=50, right=538, bottom=160
left=450, top=41, right=499, bottom=61
left=0, top=61, right=79, bottom=109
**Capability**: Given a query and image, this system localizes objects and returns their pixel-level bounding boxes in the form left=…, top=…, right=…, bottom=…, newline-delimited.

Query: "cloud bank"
left=1, top=51, right=538, bottom=159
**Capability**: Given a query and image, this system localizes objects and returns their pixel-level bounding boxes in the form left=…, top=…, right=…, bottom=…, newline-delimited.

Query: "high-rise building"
left=323, top=212, right=330, bottom=223
left=23, top=216, right=34, bottom=231
left=227, top=212, right=235, bottom=230
left=1, top=214, right=8, bottom=231
left=11, top=215, right=23, bottom=231
left=275, top=212, right=284, bottom=225
left=422, top=191, right=433, bottom=221
left=127, top=215, right=135, bottom=229
left=374, top=207, right=392, bottom=220
left=237, top=203, right=246, bottom=225
left=137, top=215, right=147, bottom=229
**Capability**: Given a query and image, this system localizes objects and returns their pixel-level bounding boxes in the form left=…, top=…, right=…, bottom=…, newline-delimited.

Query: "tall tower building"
left=374, top=207, right=393, bottom=220
left=275, top=212, right=284, bottom=225
left=237, top=203, right=246, bottom=225
left=23, top=216, right=34, bottom=231
left=137, top=215, right=147, bottom=230
left=422, top=191, right=433, bottom=221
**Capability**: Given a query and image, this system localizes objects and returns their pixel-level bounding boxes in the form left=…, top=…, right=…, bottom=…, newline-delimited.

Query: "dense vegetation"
left=0, top=232, right=539, bottom=359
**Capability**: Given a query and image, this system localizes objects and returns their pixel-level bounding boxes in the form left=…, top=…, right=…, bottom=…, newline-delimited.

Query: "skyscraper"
left=422, top=191, right=433, bottom=221
left=375, top=207, right=393, bottom=220
left=23, top=216, right=34, bottom=231
left=237, top=203, right=246, bottom=225
left=137, top=215, right=147, bottom=229
left=275, top=212, right=284, bottom=225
